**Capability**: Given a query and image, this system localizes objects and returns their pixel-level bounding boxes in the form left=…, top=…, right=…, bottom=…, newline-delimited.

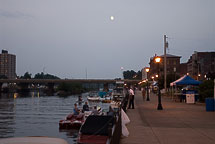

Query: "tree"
left=157, top=73, right=180, bottom=89
left=34, top=72, right=60, bottom=79
left=198, top=80, right=214, bottom=102
left=123, top=70, right=141, bottom=80
left=0, top=75, right=8, bottom=79
left=20, top=72, right=32, bottom=79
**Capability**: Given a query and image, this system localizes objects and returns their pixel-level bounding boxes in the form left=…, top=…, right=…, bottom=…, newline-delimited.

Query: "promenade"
left=120, top=91, right=215, bottom=144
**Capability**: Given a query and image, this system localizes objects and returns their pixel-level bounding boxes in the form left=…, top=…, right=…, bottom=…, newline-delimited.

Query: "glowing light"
left=110, top=16, right=114, bottom=21
left=155, top=57, right=161, bottom=63
left=145, top=68, right=150, bottom=72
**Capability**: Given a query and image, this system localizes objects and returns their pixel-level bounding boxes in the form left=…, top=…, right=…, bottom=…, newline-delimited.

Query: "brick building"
left=187, top=51, right=215, bottom=80
left=149, top=54, right=181, bottom=79
left=0, top=50, right=16, bottom=79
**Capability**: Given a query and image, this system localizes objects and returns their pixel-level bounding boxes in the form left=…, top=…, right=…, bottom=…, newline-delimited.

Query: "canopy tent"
left=170, top=75, right=201, bottom=86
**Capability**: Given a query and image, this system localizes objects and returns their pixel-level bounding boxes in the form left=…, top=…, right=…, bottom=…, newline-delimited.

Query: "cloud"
left=0, top=9, right=33, bottom=19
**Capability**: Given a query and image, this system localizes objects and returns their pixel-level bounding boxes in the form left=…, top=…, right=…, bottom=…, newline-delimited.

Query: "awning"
left=170, top=75, right=201, bottom=86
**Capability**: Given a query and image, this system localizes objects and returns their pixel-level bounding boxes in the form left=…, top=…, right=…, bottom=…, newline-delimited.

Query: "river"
left=0, top=92, right=110, bottom=144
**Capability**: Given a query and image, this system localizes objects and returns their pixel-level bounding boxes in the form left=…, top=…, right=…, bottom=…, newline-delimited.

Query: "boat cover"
left=80, top=115, right=114, bottom=136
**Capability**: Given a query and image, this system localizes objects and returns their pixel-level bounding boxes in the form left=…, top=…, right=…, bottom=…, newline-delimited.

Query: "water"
left=0, top=92, right=110, bottom=144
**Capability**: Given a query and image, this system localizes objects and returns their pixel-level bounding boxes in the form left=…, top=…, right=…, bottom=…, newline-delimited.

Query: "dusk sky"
left=0, top=0, right=214, bottom=79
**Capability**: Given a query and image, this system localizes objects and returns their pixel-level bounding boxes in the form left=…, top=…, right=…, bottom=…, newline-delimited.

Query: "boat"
left=59, top=105, right=102, bottom=130
left=59, top=113, right=85, bottom=129
left=87, top=96, right=100, bottom=101
left=0, top=137, right=68, bottom=144
left=87, top=92, right=100, bottom=101
left=77, top=115, right=115, bottom=144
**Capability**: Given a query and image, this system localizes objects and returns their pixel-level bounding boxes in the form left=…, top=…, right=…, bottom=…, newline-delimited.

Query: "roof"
left=160, top=54, right=181, bottom=58
left=170, top=75, right=201, bottom=86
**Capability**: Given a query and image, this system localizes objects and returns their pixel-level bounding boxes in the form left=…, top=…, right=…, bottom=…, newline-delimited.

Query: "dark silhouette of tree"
left=0, top=75, right=8, bottom=79
left=198, top=80, right=213, bottom=101
left=20, top=72, right=32, bottom=79
left=34, top=72, right=60, bottom=79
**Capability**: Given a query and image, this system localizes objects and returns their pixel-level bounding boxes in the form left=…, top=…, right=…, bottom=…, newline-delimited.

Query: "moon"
left=110, top=16, right=114, bottom=21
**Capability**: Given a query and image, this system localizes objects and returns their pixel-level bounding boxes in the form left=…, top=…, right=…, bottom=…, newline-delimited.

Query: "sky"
left=0, top=0, right=214, bottom=79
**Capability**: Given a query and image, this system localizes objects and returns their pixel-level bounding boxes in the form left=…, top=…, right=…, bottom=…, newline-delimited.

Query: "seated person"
left=82, top=101, right=89, bottom=112
left=73, top=103, right=80, bottom=115
left=78, top=95, right=83, bottom=102
left=107, top=106, right=114, bottom=116
left=92, top=106, right=99, bottom=115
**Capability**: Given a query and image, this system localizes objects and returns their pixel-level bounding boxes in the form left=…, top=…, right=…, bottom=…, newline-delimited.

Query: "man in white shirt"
left=128, top=87, right=135, bottom=109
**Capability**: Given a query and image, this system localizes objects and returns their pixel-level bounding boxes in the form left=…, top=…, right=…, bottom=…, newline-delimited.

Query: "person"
left=142, top=88, right=146, bottom=101
left=73, top=103, right=80, bottom=115
left=107, top=106, right=114, bottom=116
left=78, top=95, right=83, bottom=102
left=82, top=101, right=89, bottom=112
left=92, top=106, right=99, bottom=115
left=128, top=87, right=135, bottom=109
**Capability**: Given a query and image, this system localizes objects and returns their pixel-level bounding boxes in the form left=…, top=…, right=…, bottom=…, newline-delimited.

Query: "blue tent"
left=170, top=75, right=201, bottom=86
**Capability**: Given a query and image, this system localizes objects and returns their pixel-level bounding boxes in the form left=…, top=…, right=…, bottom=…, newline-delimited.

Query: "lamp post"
left=145, top=68, right=150, bottom=101
left=155, top=57, right=163, bottom=110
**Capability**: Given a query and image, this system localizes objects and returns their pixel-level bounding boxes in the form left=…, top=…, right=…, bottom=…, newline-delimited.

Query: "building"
left=141, top=67, right=150, bottom=80
left=187, top=51, right=215, bottom=80
left=178, top=63, right=187, bottom=76
left=149, top=54, right=181, bottom=80
left=0, top=50, right=16, bottom=79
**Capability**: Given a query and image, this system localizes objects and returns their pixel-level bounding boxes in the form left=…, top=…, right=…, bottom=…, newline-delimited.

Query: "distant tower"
left=0, top=50, right=16, bottom=79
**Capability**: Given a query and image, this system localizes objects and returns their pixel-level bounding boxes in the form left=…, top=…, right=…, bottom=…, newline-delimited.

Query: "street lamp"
left=145, top=68, right=150, bottom=101
left=155, top=57, right=163, bottom=110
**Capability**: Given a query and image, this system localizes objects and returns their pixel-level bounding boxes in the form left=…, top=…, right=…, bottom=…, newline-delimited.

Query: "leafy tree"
left=20, top=72, right=32, bottom=79
left=198, top=80, right=214, bottom=102
left=123, top=70, right=141, bottom=80
left=34, top=72, right=60, bottom=79
left=0, top=75, right=8, bottom=79
left=157, top=73, right=180, bottom=89
left=57, top=83, right=83, bottom=94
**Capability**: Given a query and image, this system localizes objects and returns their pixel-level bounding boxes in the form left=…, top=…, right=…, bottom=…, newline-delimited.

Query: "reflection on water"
left=0, top=92, right=109, bottom=144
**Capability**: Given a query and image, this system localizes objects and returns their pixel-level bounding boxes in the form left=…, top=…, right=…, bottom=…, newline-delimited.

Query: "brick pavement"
left=120, top=91, right=215, bottom=144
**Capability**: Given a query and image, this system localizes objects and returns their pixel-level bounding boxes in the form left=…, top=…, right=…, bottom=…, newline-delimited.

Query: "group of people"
left=73, top=101, right=100, bottom=116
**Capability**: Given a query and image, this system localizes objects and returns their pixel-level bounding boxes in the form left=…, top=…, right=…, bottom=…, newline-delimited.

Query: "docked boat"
left=87, top=91, right=100, bottom=101
left=87, top=96, right=100, bottom=101
left=59, top=113, right=85, bottom=129
left=77, top=115, right=115, bottom=144
left=59, top=105, right=102, bottom=130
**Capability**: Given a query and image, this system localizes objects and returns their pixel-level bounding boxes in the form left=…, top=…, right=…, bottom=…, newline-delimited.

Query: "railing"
left=110, top=91, right=128, bottom=144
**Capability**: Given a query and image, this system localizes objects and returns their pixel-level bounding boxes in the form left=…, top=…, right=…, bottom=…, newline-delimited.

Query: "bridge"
left=0, top=79, right=140, bottom=84
left=0, top=79, right=141, bottom=94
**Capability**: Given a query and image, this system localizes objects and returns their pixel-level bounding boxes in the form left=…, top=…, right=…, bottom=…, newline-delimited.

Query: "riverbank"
left=121, top=90, right=215, bottom=144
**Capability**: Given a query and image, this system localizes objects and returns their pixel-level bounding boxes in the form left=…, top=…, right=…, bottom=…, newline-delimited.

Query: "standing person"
left=142, top=88, right=146, bottom=101
left=128, top=87, right=135, bottom=109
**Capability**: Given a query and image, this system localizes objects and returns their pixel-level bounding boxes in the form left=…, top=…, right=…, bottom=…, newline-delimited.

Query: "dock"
left=121, top=91, right=215, bottom=144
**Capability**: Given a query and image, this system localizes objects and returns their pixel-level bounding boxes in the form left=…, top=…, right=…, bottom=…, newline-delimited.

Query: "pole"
left=214, top=79, right=215, bottom=100
left=164, top=35, right=167, bottom=94
left=157, top=62, right=163, bottom=110
left=146, top=72, right=150, bottom=101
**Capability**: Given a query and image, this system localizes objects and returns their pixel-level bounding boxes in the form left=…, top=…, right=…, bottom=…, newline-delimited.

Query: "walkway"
left=120, top=91, right=215, bottom=144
